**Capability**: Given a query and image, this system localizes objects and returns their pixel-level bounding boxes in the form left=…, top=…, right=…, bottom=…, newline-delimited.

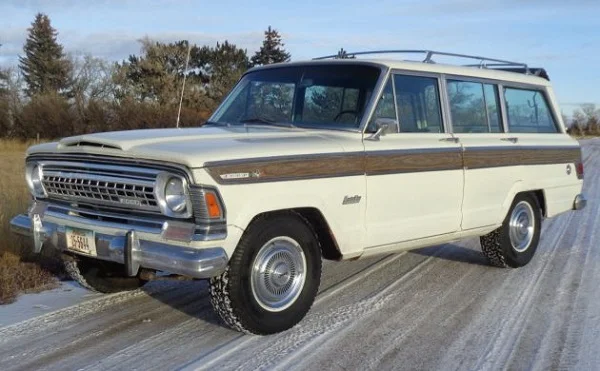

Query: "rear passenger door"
left=445, top=78, right=521, bottom=230
left=363, top=72, right=463, bottom=248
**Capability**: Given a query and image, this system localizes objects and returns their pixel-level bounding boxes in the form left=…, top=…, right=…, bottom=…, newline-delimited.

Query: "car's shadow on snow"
left=411, top=242, right=490, bottom=266
left=139, top=279, right=229, bottom=329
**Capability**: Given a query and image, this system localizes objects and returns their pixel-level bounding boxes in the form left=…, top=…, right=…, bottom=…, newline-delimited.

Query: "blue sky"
left=1, top=0, right=599, bottom=115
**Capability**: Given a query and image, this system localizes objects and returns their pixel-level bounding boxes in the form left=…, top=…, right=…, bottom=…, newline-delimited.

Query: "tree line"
left=565, top=104, right=600, bottom=137
left=0, top=14, right=291, bottom=139
left=1, top=13, right=597, bottom=140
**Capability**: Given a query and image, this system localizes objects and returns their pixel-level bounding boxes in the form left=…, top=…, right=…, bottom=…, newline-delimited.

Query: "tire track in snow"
left=177, top=253, right=410, bottom=371
left=201, top=253, right=442, bottom=371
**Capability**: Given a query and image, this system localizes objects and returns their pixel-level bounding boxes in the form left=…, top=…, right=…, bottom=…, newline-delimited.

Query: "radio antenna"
left=176, top=41, right=192, bottom=128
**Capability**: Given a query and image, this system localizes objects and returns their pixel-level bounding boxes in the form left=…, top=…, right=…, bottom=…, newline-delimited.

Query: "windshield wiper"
left=202, top=120, right=230, bottom=127
left=239, top=117, right=296, bottom=128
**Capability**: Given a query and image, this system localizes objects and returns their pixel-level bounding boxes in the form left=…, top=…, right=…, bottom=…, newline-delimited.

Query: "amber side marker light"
left=205, top=192, right=223, bottom=219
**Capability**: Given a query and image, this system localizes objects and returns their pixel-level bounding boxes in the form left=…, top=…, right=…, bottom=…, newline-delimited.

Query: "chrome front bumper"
left=573, top=194, right=587, bottom=211
left=10, top=204, right=228, bottom=279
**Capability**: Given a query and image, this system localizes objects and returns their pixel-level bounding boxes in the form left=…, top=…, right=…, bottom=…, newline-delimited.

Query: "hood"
left=27, top=126, right=358, bottom=168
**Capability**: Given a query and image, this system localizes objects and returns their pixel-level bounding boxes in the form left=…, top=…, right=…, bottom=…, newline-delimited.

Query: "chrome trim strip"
left=39, top=160, right=161, bottom=178
left=204, top=144, right=581, bottom=184
left=40, top=202, right=225, bottom=242
left=43, top=170, right=156, bottom=187
left=28, top=153, right=194, bottom=181
left=464, top=145, right=580, bottom=152
left=204, top=151, right=364, bottom=168
left=359, top=65, right=391, bottom=133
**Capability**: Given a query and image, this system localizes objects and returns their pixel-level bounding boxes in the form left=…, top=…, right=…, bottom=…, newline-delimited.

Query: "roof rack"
left=313, top=50, right=530, bottom=74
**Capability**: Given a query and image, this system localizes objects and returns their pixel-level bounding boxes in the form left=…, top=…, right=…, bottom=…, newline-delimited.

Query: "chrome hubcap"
left=251, top=236, right=306, bottom=312
left=509, top=201, right=535, bottom=252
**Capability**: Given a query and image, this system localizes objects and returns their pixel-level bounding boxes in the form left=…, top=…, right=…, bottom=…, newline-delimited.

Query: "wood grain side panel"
left=464, top=147, right=581, bottom=169
left=206, top=146, right=581, bottom=184
left=206, top=154, right=365, bottom=184
left=366, top=150, right=463, bottom=175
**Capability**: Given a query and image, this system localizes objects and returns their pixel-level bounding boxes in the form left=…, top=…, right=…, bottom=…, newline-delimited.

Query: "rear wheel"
left=480, top=193, right=542, bottom=268
left=209, top=213, right=322, bottom=335
left=62, top=254, right=146, bottom=293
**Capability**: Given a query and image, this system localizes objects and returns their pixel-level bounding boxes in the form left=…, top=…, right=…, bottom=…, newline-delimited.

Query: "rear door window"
left=446, top=80, right=502, bottom=133
left=503, top=87, right=558, bottom=133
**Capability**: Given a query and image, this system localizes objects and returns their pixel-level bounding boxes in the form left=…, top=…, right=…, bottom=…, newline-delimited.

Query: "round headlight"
left=26, top=163, right=46, bottom=198
left=164, top=177, right=187, bottom=213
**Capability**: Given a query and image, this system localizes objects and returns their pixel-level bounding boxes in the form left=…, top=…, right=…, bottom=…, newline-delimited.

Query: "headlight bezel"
left=25, top=162, right=47, bottom=198
left=155, top=172, right=193, bottom=218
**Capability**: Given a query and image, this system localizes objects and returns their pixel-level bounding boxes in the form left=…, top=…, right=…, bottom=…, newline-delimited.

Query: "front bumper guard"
left=10, top=213, right=228, bottom=279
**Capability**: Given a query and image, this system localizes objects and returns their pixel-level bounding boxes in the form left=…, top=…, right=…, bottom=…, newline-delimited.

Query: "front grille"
left=38, top=160, right=162, bottom=213
left=43, top=174, right=157, bottom=209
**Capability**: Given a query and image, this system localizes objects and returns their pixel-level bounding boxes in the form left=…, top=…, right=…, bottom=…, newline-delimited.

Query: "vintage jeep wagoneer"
left=11, top=50, right=586, bottom=334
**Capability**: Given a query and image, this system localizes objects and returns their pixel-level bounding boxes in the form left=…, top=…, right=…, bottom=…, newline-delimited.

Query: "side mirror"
left=366, top=118, right=399, bottom=141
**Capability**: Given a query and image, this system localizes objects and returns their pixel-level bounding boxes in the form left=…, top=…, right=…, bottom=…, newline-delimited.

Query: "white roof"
left=253, top=58, right=552, bottom=87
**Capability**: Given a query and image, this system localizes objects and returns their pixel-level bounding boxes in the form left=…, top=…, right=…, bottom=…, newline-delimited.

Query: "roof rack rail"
left=313, top=50, right=530, bottom=74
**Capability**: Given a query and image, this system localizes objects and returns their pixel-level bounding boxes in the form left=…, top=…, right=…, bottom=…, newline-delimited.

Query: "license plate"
left=65, top=227, right=97, bottom=256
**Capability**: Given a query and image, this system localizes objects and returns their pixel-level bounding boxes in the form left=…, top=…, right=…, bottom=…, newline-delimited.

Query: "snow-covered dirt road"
left=1, top=139, right=599, bottom=371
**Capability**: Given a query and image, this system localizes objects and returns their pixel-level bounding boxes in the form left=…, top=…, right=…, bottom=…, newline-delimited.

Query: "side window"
left=446, top=80, right=501, bottom=133
left=503, top=87, right=558, bottom=133
left=393, top=74, right=443, bottom=133
left=368, top=78, right=397, bottom=132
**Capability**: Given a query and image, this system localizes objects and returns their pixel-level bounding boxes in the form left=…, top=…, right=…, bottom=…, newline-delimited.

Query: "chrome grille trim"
left=41, top=161, right=160, bottom=181
left=28, top=154, right=227, bottom=240
left=36, top=160, right=162, bottom=213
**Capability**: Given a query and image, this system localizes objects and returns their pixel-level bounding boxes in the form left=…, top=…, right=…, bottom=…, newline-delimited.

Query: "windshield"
left=210, top=64, right=382, bottom=130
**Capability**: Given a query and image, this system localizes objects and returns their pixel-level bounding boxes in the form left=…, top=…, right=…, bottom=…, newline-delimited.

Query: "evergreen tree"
left=19, top=13, right=72, bottom=97
left=250, top=26, right=291, bottom=67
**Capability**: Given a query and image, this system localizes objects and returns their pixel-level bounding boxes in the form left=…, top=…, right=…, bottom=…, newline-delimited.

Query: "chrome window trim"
left=444, top=78, right=503, bottom=134
left=379, top=69, right=448, bottom=135
left=498, top=83, right=510, bottom=133
left=390, top=75, right=400, bottom=132
left=501, top=85, right=561, bottom=134
left=360, top=66, right=392, bottom=134
left=209, top=61, right=389, bottom=134
left=439, top=73, right=453, bottom=135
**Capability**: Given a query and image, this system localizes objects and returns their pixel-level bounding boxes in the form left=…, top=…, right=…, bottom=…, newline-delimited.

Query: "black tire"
left=480, top=193, right=542, bottom=268
left=209, top=213, right=322, bottom=335
left=62, top=253, right=146, bottom=293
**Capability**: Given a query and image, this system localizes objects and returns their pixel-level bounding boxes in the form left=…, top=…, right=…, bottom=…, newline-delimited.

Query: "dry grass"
left=0, top=139, right=60, bottom=304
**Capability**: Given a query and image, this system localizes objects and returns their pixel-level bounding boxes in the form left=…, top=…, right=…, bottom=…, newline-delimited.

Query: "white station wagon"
left=11, top=50, right=586, bottom=334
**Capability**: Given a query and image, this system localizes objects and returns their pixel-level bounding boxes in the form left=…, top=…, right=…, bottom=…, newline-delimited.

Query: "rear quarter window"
left=503, top=87, right=559, bottom=133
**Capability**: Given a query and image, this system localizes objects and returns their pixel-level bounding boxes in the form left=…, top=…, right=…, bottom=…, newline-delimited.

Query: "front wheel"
left=209, top=213, right=322, bottom=335
left=480, top=193, right=542, bottom=268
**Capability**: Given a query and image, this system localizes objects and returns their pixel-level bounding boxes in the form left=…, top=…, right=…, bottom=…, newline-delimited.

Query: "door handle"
left=500, top=137, right=519, bottom=143
left=439, top=137, right=459, bottom=143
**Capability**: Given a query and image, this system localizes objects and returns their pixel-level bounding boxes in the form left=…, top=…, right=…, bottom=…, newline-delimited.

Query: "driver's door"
left=364, top=73, right=464, bottom=248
